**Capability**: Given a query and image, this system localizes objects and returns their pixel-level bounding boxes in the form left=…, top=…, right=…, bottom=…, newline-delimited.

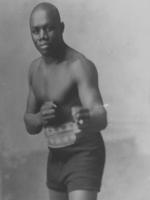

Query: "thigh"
left=68, top=190, right=98, bottom=200
left=48, top=188, right=68, bottom=200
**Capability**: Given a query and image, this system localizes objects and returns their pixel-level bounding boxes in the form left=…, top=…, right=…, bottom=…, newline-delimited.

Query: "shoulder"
left=29, top=57, right=41, bottom=75
left=69, top=50, right=98, bottom=81
left=28, top=57, right=41, bottom=85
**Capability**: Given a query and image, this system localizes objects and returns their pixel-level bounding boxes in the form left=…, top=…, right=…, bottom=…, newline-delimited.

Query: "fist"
left=40, top=101, right=57, bottom=126
left=71, top=106, right=90, bottom=129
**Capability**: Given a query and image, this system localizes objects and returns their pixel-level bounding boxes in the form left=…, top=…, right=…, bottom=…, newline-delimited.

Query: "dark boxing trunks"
left=46, top=131, right=105, bottom=192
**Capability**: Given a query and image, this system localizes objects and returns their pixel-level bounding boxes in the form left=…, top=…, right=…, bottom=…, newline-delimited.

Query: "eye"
left=46, top=25, right=55, bottom=32
left=31, top=27, right=39, bottom=35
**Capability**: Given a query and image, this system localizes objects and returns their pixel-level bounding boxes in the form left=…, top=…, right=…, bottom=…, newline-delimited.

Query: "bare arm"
left=24, top=64, right=42, bottom=134
left=24, top=61, right=57, bottom=134
left=73, top=59, right=107, bottom=131
left=24, top=88, right=43, bottom=135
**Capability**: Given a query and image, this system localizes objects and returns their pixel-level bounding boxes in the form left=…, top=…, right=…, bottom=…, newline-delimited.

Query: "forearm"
left=24, top=112, right=43, bottom=135
left=89, top=105, right=107, bottom=131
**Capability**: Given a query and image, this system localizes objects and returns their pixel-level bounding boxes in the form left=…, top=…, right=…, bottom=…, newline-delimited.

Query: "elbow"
left=25, top=126, right=41, bottom=135
left=100, top=110, right=108, bottom=130
left=23, top=114, right=41, bottom=135
left=101, top=116, right=108, bottom=130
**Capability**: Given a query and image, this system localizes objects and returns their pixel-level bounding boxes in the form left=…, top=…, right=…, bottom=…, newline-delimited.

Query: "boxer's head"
left=30, top=2, right=64, bottom=57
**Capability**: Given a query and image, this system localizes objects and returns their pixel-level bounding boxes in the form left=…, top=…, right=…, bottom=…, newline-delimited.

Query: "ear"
left=60, top=22, right=65, bottom=33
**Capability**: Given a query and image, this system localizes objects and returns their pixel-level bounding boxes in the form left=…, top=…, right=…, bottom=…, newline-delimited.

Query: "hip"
left=48, top=131, right=105, bottom=161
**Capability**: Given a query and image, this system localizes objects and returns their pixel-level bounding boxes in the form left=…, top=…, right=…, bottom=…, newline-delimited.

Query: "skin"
left=24, top=2, right=107, bottom=200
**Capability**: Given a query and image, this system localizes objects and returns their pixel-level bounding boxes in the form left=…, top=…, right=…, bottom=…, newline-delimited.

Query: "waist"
left=44, top=122, right=81, bottom=148
left=48, top=131, right=105, bottom=160
left=44, top=122, right=104, bottom=149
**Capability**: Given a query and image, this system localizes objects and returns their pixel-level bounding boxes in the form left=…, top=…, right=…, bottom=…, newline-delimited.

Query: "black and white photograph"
left=0, top=0, right=150, bottom=200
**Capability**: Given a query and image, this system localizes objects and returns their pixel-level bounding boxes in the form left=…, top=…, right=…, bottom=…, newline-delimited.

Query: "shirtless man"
left=24, top=2, right=107, bottom=200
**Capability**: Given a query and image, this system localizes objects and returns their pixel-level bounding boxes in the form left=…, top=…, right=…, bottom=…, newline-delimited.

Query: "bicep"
left=77, top=64, right=103, bottom=109
left=25, top=62, right=40, bottom=114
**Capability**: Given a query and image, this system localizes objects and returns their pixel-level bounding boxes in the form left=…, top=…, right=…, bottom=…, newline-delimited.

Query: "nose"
left=39, top=28, right=48, bottom=40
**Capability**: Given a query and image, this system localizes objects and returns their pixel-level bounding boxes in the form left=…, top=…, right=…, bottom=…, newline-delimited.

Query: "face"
left=30, top=9, right=63, bottom=56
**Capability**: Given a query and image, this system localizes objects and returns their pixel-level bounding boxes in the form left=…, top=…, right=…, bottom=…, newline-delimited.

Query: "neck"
left=43, top=42, right=67, bottom=64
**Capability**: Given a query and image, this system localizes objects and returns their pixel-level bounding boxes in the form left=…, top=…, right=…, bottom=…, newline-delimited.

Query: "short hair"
left=30, top=2, right=61, bottom=24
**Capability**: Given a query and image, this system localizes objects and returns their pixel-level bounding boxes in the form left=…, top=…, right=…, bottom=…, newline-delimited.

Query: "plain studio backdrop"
left=0, top=0, right=150, bottom=199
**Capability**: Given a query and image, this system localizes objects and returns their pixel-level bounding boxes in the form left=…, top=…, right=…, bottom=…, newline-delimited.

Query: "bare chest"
left=32, top=64, right=76, bottom=104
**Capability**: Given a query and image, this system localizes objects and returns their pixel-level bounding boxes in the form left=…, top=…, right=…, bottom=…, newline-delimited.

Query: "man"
left=24, top=2, right=107, bottom=200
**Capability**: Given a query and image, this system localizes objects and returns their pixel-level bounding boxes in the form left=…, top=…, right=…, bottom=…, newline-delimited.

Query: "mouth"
left=39, top=44, right=49, bottom=49
left=37, top=40, right=49, bottom=47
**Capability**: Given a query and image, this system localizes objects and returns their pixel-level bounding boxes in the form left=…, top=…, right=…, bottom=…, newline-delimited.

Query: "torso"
left=31, top=48, right=82, bottom=120
left=29, top=47, right=101, bottom=148
left=31, top=48, right=85, bottom=148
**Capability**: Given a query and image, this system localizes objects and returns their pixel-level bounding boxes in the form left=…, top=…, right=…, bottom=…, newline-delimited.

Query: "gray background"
left=0, top=0, right=150, bottom=199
